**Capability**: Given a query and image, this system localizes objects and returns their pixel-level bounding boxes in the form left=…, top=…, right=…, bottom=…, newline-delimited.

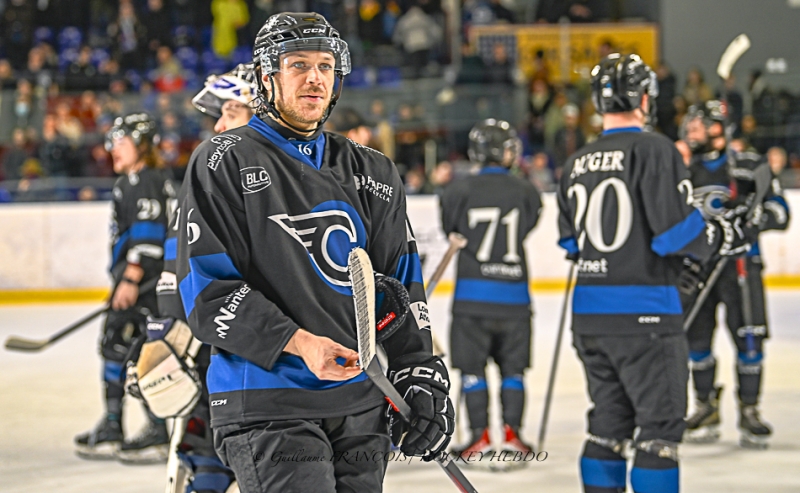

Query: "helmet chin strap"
left=265, top=74, right=344, bottom=136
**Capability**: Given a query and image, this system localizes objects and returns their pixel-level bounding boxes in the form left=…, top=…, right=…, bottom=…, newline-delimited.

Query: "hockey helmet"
left=591, top=53, right=658, bottom=115
left=192, top=63, right=258, bottom=118
left=468, top=119, right=522, bottom=167
left=252, top=12, right=350, bottom=129
left=681, top=100, right=728, bottom=151
left=105, top=112, right=159, bottom=151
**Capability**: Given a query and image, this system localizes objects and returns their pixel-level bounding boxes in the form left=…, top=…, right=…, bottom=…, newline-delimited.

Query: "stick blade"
left=5, top=336, right=48, bottom=352
left=348, top=248, right=377, bottom=369
left=717, top=34, right=751, bottom=80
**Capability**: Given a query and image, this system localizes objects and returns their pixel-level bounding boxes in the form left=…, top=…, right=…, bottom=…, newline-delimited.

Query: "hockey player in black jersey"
left=681, top=100, right=790, bottom=449
left=75, top=113, right=175, bottom=462
left=175, top=13, right=453, bottom=492
left=557, top=54, right=754, bottom=493
left=439, top=119, right=542, bottom=468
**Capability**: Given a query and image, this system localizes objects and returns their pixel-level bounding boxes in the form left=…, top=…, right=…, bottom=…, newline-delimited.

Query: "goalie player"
left=557, top=54, right=755, bottom=493
left=174, top=13, right=454, bottom=492
left=439, top=119, right=542, bottom=467
left=74, top=113, right=175, bottom=462
left=681, top=100, right=790, bottom=449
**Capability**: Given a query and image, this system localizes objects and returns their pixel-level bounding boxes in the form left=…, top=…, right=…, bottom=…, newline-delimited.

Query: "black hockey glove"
left=374, top=274, right=410, bottom=343
left=387, top=354, right=455, bottom=461
left=677, top=258, right=705, bottom=296
left=714, top=204, right=759, bottom=257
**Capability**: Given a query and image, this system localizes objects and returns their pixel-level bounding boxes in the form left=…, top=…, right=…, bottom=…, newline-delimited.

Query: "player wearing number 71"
left=556, top=54, right=753, bottom=493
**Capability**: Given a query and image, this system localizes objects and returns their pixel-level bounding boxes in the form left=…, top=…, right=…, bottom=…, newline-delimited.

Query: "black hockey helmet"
left=468, top=119, right=522, bottom=167
left=590, top=53, right=658, bottom=115
left=681, top=99, right=728, bottom=152
left=252, top=12, right=350, bottom=131
left=105, top=112, right=159, bottom=151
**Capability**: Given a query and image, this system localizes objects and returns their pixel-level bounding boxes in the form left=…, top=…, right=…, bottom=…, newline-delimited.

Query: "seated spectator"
left=682, top=66, right=712, bottom=106
left=143, top=0, right=173, bottom=61
left=0, top=59, right=17, bottom=89
left=21, top=46, right=53, bottom=91
left=528, top=151, right=554, bottom=192
left=1, top=128, right=33, bottom=181
left=456, top=43, right=489, bottom=84
left=393, top=5, right=442, bottom=78
left=212, top=0, right=250, bottom=58
left=75, top=91, right=102, bottom=132
left=152, top=46, right=185, bottom=92
left=64, top=46, right=100, bottom=91
left=78, top=186, right=98, bottom=201
left=484, top=42, right=514, bottom=85
left=553, top=103, right=585, bottom=176
left=53, top=101, right=84, bottom=144
left=528, top=78, right=553, bottom=151
left=368, top=99, right=395, bottom=159
left=14, top=79, right=36, bottom=129
left=38, top=114, right=72, bottom=177
left=404, top=168, right=426, bottom=195
left=767, top=146, right=796, bottom=189
left=108, top=1, right=146, bottom=70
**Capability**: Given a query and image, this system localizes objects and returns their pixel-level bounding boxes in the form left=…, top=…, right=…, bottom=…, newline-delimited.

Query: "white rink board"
left=0, top=192, right=799, bottom=290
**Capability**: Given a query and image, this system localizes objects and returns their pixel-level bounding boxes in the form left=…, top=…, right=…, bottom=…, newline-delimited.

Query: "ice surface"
left=1, top=291, right=798, bottom=492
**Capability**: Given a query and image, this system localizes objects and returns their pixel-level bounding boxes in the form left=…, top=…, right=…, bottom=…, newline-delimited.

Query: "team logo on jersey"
left=693, top=185, right=730, bottom=218
left=269, top=201, right=367, bottom=295
left=208, top=135, right=241, bottom=171
left=240, top=166, right=271, bottom=194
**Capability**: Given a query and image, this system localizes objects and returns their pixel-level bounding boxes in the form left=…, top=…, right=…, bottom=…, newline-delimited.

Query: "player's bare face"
left=215, top=100, right=253, bottom=134
left=685, top=117, right=709, bottom=148
left=110, top=136, right=140, bottom=174
left=271, top=51, right=335, bottom=131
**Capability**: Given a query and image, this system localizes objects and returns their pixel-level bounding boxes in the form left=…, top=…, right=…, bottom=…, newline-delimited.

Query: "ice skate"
left=739, top=404, right=772, bottom=450
left=116, top=419, right=169, bottom=464
left=684, top=386, right=722, bottom=443
left=493, top=424, right=535, bottom=472
left=451, top=428, right=494, bottom=470
left=74, top=416, right=123, bottom=460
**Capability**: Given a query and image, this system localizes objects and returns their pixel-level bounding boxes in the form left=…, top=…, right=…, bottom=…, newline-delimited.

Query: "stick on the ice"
left=4, top=278, right=158, bottom=352
left=348, top=248, right=479, bottom=493
left=425, top=233, right=468, bottom=356
left=537, top=263, right=576, bottom=452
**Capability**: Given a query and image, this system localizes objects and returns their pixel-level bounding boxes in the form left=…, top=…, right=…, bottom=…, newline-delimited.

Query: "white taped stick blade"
left=717, top=34, right=751, bottom=80
left=348, top=248, right=376, bottom=369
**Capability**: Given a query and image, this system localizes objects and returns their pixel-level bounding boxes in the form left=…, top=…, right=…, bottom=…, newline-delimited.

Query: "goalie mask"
left=252, top=12, right=350, bottom=132
left=192, top=63, right=258, bottom=118
left=468, top=119, right=522, bottom=167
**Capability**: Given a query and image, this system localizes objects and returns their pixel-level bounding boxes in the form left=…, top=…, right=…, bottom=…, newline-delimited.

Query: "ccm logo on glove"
left=391, top=365, right=450, bottom=390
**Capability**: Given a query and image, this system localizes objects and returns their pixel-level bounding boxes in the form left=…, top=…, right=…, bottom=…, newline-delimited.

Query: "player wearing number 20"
left=557, top=54, right=752, bottom=493
left=440, top=119, right=542, bottom=465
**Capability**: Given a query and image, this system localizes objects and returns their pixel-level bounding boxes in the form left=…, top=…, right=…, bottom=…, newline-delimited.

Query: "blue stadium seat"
left=173, top=25, right=196, bottom=48
left=34, top=27, right=55, bottom=46
left=376, top=67, right=402, bottom=88
left=202, top=50, right=229, bottom=75
left=344, top=67, right=372, bottom=88
left=58, top=27, right=83, bottom=50
left=59, top=47, right=80, bottom=70
left=231, top=46, right=252, bottom=66
left=200, top=27, right=213, bottom=50
left=91, top=48, right=110, bottom=68
left=176, top=47, right=200, bottom=72
left=125, top=70, right=143, bottom=91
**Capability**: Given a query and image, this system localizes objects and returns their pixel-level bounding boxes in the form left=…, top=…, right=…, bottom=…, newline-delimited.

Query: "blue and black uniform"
left=440, top=166, right=542, bottom=433
left=557, top=128, right=720, bottom=493
left=175, top=115, right=430, bottom=491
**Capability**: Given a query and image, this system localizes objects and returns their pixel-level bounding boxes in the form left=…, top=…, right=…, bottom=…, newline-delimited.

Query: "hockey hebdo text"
left=254, top=449, right=549, bottom=466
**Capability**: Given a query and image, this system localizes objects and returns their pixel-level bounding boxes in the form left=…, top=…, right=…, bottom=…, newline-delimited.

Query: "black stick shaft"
left=683, top=257, right=728, bottom=332
left=537, top=264, right=575, bottom=452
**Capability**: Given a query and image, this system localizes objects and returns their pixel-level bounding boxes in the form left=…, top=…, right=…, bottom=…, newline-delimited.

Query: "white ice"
left=1, top=290, right=799, bottom=492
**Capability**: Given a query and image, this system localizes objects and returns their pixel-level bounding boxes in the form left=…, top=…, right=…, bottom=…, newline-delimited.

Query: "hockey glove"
left=715, top=205, right=759, bottom=257
left=387, top=354, right=455, bottom=461
left=677, top=258, right=705, bottom=296
left=374, top=274, right=410, bottom=343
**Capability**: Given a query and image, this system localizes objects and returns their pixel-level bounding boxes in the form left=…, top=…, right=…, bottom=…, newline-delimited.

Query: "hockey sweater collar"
left=478, top=166, right=510, bottom=175
left=248, top=116, right=326, bottom=170
left=601, top=126, right=643, bottom=136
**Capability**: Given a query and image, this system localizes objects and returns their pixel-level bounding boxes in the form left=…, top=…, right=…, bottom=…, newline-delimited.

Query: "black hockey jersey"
left=110, top=167, right=175, bottom=283
left=175, top=116, right=430, bottom=426
left=157, top=182, right=188, bottom=320
left=687, top=149, right=790, bottom=257
left=440, top=167, right=542, bottom=318
left=557, top=127, right=719, bottom=336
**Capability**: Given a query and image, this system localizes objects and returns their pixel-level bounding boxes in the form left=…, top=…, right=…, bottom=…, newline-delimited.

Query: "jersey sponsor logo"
left=354, top=173, right=394, bottom=203
left=128, top=172, right=140, bottom=186
left=269, top=201, right=367, bottom=295
left=240, top=166, right=272, bottom=194
left=638, top=316, right=661, bottom=324
left=214, top=285, right=251, bottom=339
left=577, top=258, right=608, bottom=276
left=480, top=263, right=523, bottom=279
left=570, top=151, right=625, bottom=179
left=410, top=301, right=431, bottom=331
left=208, top=134, right=242, bottom=171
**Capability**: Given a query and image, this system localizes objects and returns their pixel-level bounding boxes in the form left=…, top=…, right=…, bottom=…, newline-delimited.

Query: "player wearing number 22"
left=440, top=119, right=542, bottom=466
left=175, top=12, right=454, bottom=493
left=557, top=54, right=753, bottom=493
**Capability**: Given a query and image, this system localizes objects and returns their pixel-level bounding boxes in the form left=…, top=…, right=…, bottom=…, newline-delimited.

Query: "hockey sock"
left=580, top=441, right=626, bottom=493
left=103, top=360, right=124, bottom=422
left=500, top=375, right=525, bottom=429
left=737, top=351, right=763, bottom=406
left=630, top=449, right=679, bottom=493
left=462, top=375, right=488, bottom=430
left=689, top=350, right=716, bottom=401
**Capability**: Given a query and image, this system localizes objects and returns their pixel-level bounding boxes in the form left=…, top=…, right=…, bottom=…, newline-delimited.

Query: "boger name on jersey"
left=570, top=150, right=625, bottom=179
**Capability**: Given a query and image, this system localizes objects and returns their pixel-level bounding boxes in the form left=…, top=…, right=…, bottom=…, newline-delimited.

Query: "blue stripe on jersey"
left=462, top=377, right=487, bottom=393
left=747, top=241, right=760, bottom=258
left=394, top=253, right=424, bottom=287
left=164, top=237, right=177, bottom=261
left=630, top=466, right=679, bottom=493
left=601, top=126, right=642, bottom=136
left=129, top=221, right=167, bottom=241
left=558, top=236, right=580, bottom=255
left=180, top=253, right=242, bottom=317
left=766, top=195, right=789, bottom=212
left=478, top=166, right=510, bottom=175
left=702, top=154, right=727, bottom=172
left=207, top=353, right=368, bottom=393
left=248, top=116, right=326, bottom=170
left=111, top=230, right=131, bottom=266
left=580, top=457, right=627, bottom=489
left=501, top=376, right=524, bottom=391
left=573, top=285, right=682, bottom=315
left=651, top=209, right=707, bottom=257
left=454, top=279, right=530, bottom=305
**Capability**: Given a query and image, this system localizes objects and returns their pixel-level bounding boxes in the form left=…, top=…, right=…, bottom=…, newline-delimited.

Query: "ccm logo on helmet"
left=303, top=28, right=326, bottom=34
left=392, top=366, right=449, bottom=390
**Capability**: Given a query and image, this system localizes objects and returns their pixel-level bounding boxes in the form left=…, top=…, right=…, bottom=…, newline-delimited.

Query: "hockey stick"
left=4, top=278, right=158, bottom=352
left=165, top=415, right=188, bottom=493
left=348, top=248, right=479, bottom=493
left=425, top=232, right=468, bottom=356
left=536, top=263, right=576, bottom=452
